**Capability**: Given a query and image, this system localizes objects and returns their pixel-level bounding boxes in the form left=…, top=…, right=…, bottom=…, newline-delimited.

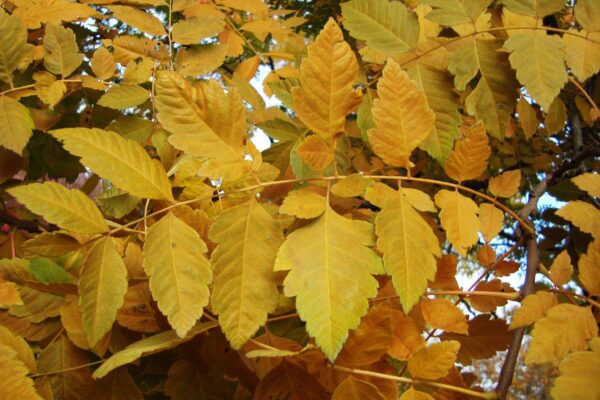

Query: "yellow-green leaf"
left=108, top=6, right=166, bottom=36
left=0, top=96, right=34, bottom=155
left=341, top=0, right=418, bottom=55
left=275, top=203, right=383, bottom=360
left=50, top=128, right=173, bottom=201
left=435, top=190, right=479, bottom=256
left=291, top=18, right=361, bottom=140
left=572, top=172, right=600, bottom=197
left=551, top=344, right=600, bottom=400
left=549, top=250, right=572, bottom=286
left=504, top=32, right=567, bottom=110
left=8, top=182, right=108, bottom=234
left=488, top=170, right=521, bottom=198
left=0, top=9, right=32, bottom=86
left=43, top=23, right=83, bottom=77
left=208, top=199, right=283, bottom=349
left=171, top=16, right=224, bottom=44
left=444, top=122, right=490, bottom=182
left=79, top=237, right=127, bottom=347
left=556, top=200, right=600, bottom=239
left=421, top=298, right=468, bottom=334
left=97, top=84, right=149, bottom=109
left=279, top=188, right=326, bottom=219
left=408, top=340, right=460, bottom=380
left=578, top=240, right=600, bottom=296
left=143, top=213, right=212, bottom=337
left=368, top=59, right=435, bottom=169
left=510, top=291, right=557, bottom=329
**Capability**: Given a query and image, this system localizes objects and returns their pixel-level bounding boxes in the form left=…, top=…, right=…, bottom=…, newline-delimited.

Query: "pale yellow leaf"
left=8, top=182, right=108, bottom=234
left=563, top=31, right=600, bottom=82
left=574, top=0, right=600, bottom=32
left=479, top=203, right=503, bottom=243
left=171, top=16, right=224, bottom=44
left=291, top=18, right=361, bottom=140
left=123, top=58, right=154, bottom=84
left=90, top=47, right=115, bottom=81
left=216, top=0, right=268, bottom=13
left=296, top=135, right=333, bottom=171
left=279, top=188, right=326, bottom=219
left=175, top=44, right=228, bottom=77
left=108, top=6, right=166, bottom=36
left=556, top=200, right=600, bottom=239
left=572, top=173, right=600, bottom=198
left=79, top=237, right=127, bottom=347
left=43, top=23, right=83, bottom=77
left=0, top=9, right=32, bottom=86
left=551, top=344, right=600, bottom=400
left=0, top=326, right=36, bottom=373
left=12, top=0, right=96, bottom=29
left=549, top=250, right=572, bottom=286
left=0, top=346, right=42, bottom=400
left=408, top=340, right=460, bottom=380
left=526, top=304, right=597, bottom=365
left=444, top=122, right=490, bottom=182
left=421, top=298, right=468, bottom=334
left=143, top=212, right=211, bottom=338
left=400, top=387, right=434, bottom=400
left=275, top=203, right=383, bottom=360
left=0, top=96, right=34, bottom=155
left=97, top=84, right=149, bottom=109
left=111, top=36, right=168, bottom=64
left=33, top=71, right=66, bottom=108
left=488, top=170, right=521, bottom=198
left=510, top=291, right=557, bottom=329
left=332, top=376, right=386, bottom=400
left=435, top=190, right=479, bottom=256
left=517, top=97, right=538, bottom=139
left=578, top=240, right=600, bottom=296
left=50, top=128, right=173, bottom=201
left=423, top=0, right=491, bottom=25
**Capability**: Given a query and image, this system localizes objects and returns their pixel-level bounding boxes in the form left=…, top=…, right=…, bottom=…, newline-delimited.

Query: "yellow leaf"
left=526, top=304, right=597, bottom=365
left=572, top=172, right=600, bottom=198
left=0, top=280, right=22, bottom=307
left=579, top=240, right=600, bottom=296
left=279, top=188, right=326, bottom=219
left=234, top=55, right=260, bottom=80
left=517, top=97, right=538, bottom=139
left=123, top=58, right=154, bottom=84
left=549, top=250, right=572, bottom=286
left=90, top=47, right=115, bottom=81
left=544, top=97, right=567, bottom=135
left=208, top=199, right=283, bottom=349
left=488, top=170, right=521, bottom=198
left=93, top=321, right=217, bottom=379
left=399, top=387, right=434, bottom=400
left=502, top=0, right=564, bottom=18
left=12, top=0, right=96, bottom=29
left=504, top=31, right=567, bottom=110
left=0, top=326, right=36, bottom=373
left=509, top=291, right=557, bottom=329
left=175, top=44, right=228, bottom=77
left=143, top=213, right=212, bottom=337
left=551, top=344, right=600, bottom=400
left=0, top=96, right=34, bottom=155
left=332, top=376, right=386, bottom=400
left=43, top=23, right=83, bottom=77
left=444, top=122, right=490, bottom=182
left=275, top=203, right=383, bottom=360
left=341, top=0, right=418, bottom=56
left=0, top=9, right=33, bottom=86
left=97, top=84, right=149, bottom=109
left=556, top=200, right=600, bottom=239
left=33, top=71, right=66, bottom=108
left=563, top=31, right=600, bottom=82
left=331, top=174, right=373, bottom=198
left=0, top=346, right=42, bottom=400
left=574, top=0, right=600, bottom=32
left=171, top=16, right=224, bottom=44
left=424, top=0, right=490, bottom=25
left=435, top=190, right=479, bottom=256
left=50, top=128, right=173, bottom=201
left=111, top=36, right=168, bottom=64
left=366, top=185, right=440, bottom=312
left=79, top=237, right=127, bottom=347
left=291, top=18, right=361, bottom=140
left=421, top=298, right=468, bottom=334
left=296, top=135, right=333, bottom=171
left=8, top=182, right=108, bottom=234
left=216, top=0, right=268, bottom=13
left=108, top=6, right=166, bottom=36
left=479, top=203, right=503, bottom=243
left=408, top=340, right=460, bottom=380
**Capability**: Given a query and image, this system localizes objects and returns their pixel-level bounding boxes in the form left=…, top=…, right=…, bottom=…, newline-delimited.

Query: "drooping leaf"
left=171, top=16, right=224, bottom=44
left=407, top=340, right=460, bottom=380
left=578, top=240, right=600, bottom=296
left=444, top=122, right=490, bottom=182
left=43, top=23, right=83, bottom=77
left=368, top=59, right=435, bottom=169
left=279, top=188, right=326, bottom=219
left=556, top=200, right=600, bottom=239
left=479, top=203, right=504, bottom=243
left=291, top=18, right=361, bottom=141
left=435, top=190, right=479, bottom=256
left=50, top=128, right=173, bottom=201
left=421, top=298, right=468, bottom=334
left=0, top=96, right=34, bottom=155
left=275, top=203, right=383, bottom=361
left=8, top=182, right=108, bottom=234
left=143, top=212, right=212, bottom=338
left=488, top=170, right=521, bottom=198
left=0, top=9, right=32, bottom=86
left=108, top=6, right=166, bottom=36
left=332, top=376, right=386, bottom=400
left=572, top=173, right=600, bottom=197
left=551, top=344, right=600, bottom=400
left=510, top=291, right=557, bottom=329
left=97, top=84, right=149, bottom=109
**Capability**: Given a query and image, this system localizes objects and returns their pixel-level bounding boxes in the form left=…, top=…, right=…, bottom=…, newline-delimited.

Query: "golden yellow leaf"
left=43, top=23, right=83, bottom=77
left=574, top=0, right=600, bottom=31
left=516, top=96, right=538, bottom=139
left=0, top=9, right=33, bottom=86
left=175, top=45, right=228, bottom=77
left=488, top=170, right=521, bottom=198
left=8, top=182, right=108, bottom=234
left=366, top=185, right=440, bottom=312
left=444, top=122, right=490, bottom=182
left=279, top=188, right=326, bottom=219
left=332, top=376, right=386, bottom=400
left=0, top=96, right=34, bottom=155
left=331, top=174, right=373, bottom=198
left=208, top=199, right=283, bottom=349
left=111, top=36, right=168, bottom=64
left=275, top=203, right=383, bottom=360
left=408, top=340, right=460, bottom=380
left=123, top=58, right=154, bottom=84
left=477, top=244, right=496, bottom=266
left=217, top=0, right=267, bottom=13
left=544, top=97, right=566, bottom=135
left=50, top=128, right=173, bottom=201
left=526, top=304, right=597, bottom=365
left=495, top=260, right=520, bottom=277
left=549, top=250, right=572, bottom=286
left=97, top=84, right=149, bottom=109
left=60, top=297, right=93, bottom=351
left=90, top=47, right=115, bottom=81
left=116, top=282, right=161, bottom=334
left=33, top=71, right=66, bottom=108
left=234, top=55, right=260, bottom=80
left=421, top=298, right=468, bottom=334
left=479, top=203, right=504, bottom=243
left=368, top=60, right=435, bottom=169
left=469, top=279, right=514, bottom=313
left=0, top=326, right=35, bottom=373
left=400, top=387, right=434, bottom=400
left=578, top=240, right=600, bottom=296
left=430, top=254, right=460, bottom=291
left=551, top=343, right=600, bottom=400
left=572, top=172, right=600, bottom=198
left=563, top=31, right=600, bottom=82
left=388, top=312, right=426, bottom=360
left=12, top=0, right=96, bottom=29
left=0, top=345, right=42, bottom=400
left=0, top=280, right=22, bottom=307
left=143, top=213, right=211, bottom=338
left=295, top=135, right=333, bottom=172
left=291, top=18, right=361, bottom=140
left=435, top=190, right=479, bottom=256
left=79, top=237, right=127, bottom=347
left=171, top=16, right=224, bottom=44
left=510, top=291, right=557, bottom=329
left=556, top=200, right=600, bottom=239
left=108, top=6, right=166, bottom=36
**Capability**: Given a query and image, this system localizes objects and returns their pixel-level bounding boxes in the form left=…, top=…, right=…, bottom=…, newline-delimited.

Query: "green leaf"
left=423, top=0, right=492, bottom=26
left=275, top=203, right=383, bottom=361
left=43, top=23, right=83, bottom=77
left=209, top=199, right=284, bottom=349
left=50, top=128, right=173, bottom=201
left=0, top=96, right=34, bottom=155
left=79, top=237, right=128, bottom=347
left=29, top=258, right=73, bottom=284
left=97, top=84, right=150, bottom=109
left=8, top=182, right=108, bottom=234
left=0, top=9, right=32, bottom=86
left=143, top=213, right=212, bottom=337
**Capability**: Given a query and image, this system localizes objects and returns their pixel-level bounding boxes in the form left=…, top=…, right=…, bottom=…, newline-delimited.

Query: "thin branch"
left=29, top=359, right=105, bottom=378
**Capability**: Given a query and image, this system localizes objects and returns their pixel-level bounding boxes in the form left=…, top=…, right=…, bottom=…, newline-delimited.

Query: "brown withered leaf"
left=254, top=360, right=328, bottom=400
